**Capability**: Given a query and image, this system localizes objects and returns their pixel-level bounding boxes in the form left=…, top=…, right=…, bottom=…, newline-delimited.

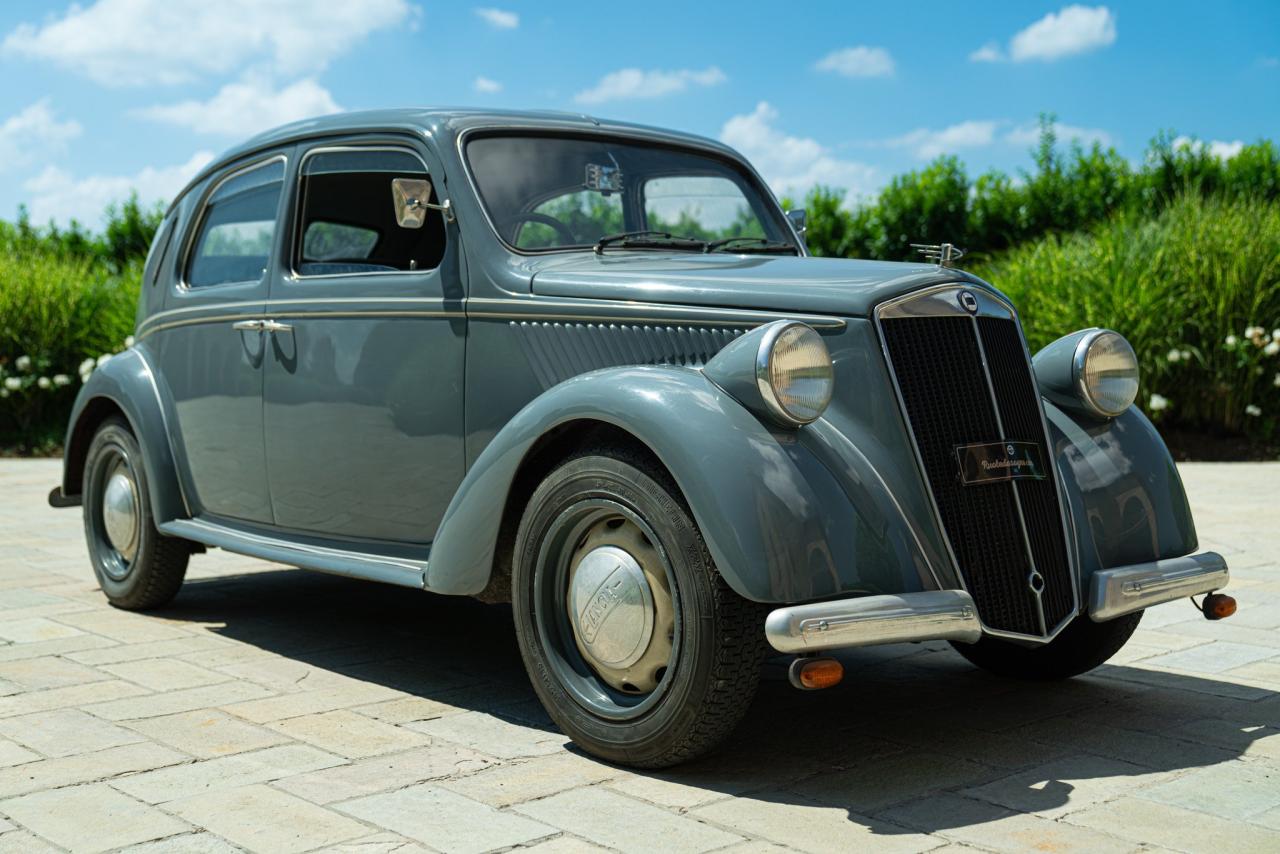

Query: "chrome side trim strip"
left=1089, top=552, right=1228, bottom=622
left=161, top=518, right=428, bottom=590
left=765, top=590, right=982, bottom=654
left=465, top=297, right=846, bottom=330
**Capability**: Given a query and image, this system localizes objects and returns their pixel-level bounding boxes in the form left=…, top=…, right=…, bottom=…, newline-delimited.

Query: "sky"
left=0, top=1, right=1276, bottom=228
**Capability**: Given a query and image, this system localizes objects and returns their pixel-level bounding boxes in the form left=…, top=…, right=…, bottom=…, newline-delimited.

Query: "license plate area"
left=955, top=440, right=1046, bottom=485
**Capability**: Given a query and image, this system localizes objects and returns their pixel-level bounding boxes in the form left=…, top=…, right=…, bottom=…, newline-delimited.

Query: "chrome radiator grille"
left=877, top=287, right=1077, bottom=639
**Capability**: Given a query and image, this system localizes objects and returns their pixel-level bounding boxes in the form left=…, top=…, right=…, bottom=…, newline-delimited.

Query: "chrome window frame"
left=178, top=154, right=289, bottom=292
left=288, top=143, right=440, bottom=282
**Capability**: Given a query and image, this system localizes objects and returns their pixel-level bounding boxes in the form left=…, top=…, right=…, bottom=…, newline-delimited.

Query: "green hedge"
left=793, top=119, right=1280, bottom=263
left=971, top=194, right=1280, bottom=438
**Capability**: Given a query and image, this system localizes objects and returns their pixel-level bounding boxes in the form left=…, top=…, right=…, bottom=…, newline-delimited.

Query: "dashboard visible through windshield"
left=464, top=133, right=796, bottom=254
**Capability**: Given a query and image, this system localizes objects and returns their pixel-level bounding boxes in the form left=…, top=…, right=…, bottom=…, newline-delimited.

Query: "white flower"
left=78, top=358, right=96, bottom=376
left=1245, top=326, right=1264, bottom=340
left=52, top=374, right=70, bottom=387
left=1245, top=404, right=1262, bottom=417
left=1148, top=394, right=1170, bottom=412
left=1266, top=342, right=1280, bottom=356
left=1181, top=350, right=1191, bottom=361
left=1166, top=349, right=1181, bottom=363
left=1225, top=334, right=1238, bottom=347
left=36, top=377, right=51, bottom=389
left=1273, top=329, right=1280, bottom=341
left=124, top=336, right=135, bottom=348
left=1274, top=373, right=1280, bottom=388
left=96, top=354, right=112, bottom=368
left=2, top=378, right=20, bottom=391
left=14, top=355, right=31, bottom=372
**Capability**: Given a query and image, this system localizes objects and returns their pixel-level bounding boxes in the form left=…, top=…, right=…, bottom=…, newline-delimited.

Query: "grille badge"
left=958, top=290, right=979, bottom=313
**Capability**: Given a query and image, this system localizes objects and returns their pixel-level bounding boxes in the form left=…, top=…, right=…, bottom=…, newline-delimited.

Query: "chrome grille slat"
left=875, top=286, right=1078, bottom=641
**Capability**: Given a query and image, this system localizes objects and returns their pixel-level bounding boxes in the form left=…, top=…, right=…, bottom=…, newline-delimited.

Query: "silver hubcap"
left=567, top=519, right=674, bottom=694
left=102, top=465, right=140, bottom=563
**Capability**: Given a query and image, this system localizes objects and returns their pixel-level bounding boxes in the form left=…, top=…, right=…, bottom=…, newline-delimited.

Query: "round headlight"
left=756, top=323, right=834, bottom=425
left=1075, top=330, right=1139, bottom=417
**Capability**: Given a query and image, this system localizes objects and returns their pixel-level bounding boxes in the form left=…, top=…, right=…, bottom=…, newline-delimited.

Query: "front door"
left=151, top=154, right=289, bottom=524
left=263, top=141, right=466, bottom=543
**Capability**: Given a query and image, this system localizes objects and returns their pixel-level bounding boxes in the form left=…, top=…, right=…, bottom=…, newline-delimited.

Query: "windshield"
left=464, top=133, right=795, bottom=253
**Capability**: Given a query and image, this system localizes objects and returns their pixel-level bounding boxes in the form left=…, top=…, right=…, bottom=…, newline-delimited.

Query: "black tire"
left=82, top=417, right=189, bottom=610
left=950, top=611, right=1143, bottom=680
left=512, top=447, right=767, bottom=768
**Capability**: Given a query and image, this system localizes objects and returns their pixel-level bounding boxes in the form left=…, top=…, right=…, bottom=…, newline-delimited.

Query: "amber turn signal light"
left=788, top=657, right=844, bottom=690
left=1202, top=592, right=1237, bottom=621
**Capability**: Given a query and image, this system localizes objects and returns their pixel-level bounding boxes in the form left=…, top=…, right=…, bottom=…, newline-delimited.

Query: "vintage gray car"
left=53, top=109, right=1233, bottom=767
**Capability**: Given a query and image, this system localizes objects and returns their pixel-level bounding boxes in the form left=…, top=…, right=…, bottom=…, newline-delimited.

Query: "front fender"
left=427, top=365, right=936, bottom=602
left=1046, top=401, right=1198, bottom=585
left=61, top=347, right=187, bottom=524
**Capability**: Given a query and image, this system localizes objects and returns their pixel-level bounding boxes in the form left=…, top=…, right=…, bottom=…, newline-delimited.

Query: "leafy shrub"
left=0, top=199, right=153, bottom=452
left=800, top=117, right=1280, bottom=262
left=970, top=194, right=1280, bottom=439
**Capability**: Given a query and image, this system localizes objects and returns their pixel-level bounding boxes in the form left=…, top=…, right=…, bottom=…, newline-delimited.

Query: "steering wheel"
left=506, top=212, right=578, bottom=247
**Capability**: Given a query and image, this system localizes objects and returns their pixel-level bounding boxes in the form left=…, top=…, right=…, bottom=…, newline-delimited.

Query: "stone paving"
left=0, top=458, right=1276, bottom=853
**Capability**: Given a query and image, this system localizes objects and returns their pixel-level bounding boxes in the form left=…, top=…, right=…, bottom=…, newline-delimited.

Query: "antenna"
left=910, top=243, right=966, bottom=268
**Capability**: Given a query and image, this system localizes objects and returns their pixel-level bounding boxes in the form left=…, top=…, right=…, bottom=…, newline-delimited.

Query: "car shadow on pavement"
left=167, top=567, right=1276, bottom=837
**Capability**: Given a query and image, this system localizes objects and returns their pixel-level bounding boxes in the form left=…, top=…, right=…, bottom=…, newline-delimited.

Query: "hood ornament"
left=911, top=242, right=965, bottom=268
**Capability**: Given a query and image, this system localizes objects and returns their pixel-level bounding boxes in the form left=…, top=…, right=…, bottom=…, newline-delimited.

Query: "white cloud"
left=1009, top=5, right=1117, bottom=62
left=720, top=102, right=877, bottom=200
left=473, top=76, right=503, bottom=94
left=474, top=7, right=518, bottom=29
left=0, top=101, right=81, bottom=172
left=134, top=76, right=340, bottom=137
left=2, top=0, right=415, bottom=86
left=1006, top=121, right=1112, bottom=148
left=1173, top=136, right=1245, bottom=161
left=969, top=42, right=1004, bottom=63
left=814, top=46, right=895, bottom=78
left=888, top=121, right=1000, bottom=160
left=574, top=66, right=727, bottom=104
left=24, top=151, right=215, bottom=227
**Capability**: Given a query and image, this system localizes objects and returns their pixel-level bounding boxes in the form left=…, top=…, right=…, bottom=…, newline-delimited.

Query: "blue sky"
left=0, top=1, right=1276, bottom=227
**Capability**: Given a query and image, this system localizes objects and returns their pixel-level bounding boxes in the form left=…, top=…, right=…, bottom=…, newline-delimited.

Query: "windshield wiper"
left=705, top=236, right=796, bottom=255
left=594, top=230, right=707, bottom=254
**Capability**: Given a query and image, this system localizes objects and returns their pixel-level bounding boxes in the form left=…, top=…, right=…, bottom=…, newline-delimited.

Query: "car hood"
left=527, top=251, right=987, bottom=318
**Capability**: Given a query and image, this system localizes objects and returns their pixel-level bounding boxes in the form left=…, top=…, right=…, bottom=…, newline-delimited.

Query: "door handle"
left=260, top=319, right=293, bottom=333
left=232, top=319, right=265, bottom=332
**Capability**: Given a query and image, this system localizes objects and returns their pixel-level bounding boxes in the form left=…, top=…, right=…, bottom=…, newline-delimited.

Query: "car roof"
left=171, top=107, right=741, bottom=213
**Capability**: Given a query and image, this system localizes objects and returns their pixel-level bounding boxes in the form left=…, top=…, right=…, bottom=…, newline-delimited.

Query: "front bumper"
left=765, top=551, right=1229, bottom=654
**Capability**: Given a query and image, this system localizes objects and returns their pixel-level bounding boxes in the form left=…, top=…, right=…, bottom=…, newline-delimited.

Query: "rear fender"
left=61, top=347, right=187, bottom=524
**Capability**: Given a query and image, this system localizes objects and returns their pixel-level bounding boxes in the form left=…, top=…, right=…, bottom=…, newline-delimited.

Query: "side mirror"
left=392, top=177, right=454, bottom=227
left=786, top=208, right=807, bottom=238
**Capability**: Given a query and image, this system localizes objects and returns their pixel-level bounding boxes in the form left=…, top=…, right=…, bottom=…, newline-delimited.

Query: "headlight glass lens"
left=1080, top=331, right=1139, bottom=417
left=763, top=324, right=834, bottom=424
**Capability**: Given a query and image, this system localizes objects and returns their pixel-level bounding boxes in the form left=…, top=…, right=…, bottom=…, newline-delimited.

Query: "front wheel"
left=950, top=611, right=1143, bottom=680
left=512, top=448, right=767, bottom=768
left=82, top=417, right=189, bottom=610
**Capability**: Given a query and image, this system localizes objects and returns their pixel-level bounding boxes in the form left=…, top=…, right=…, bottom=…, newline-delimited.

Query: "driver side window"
left=514, top=190, right=623, bottom=249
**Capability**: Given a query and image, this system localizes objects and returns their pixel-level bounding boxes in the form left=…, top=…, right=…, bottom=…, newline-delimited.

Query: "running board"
left=160, top=518, right=428, bottom=589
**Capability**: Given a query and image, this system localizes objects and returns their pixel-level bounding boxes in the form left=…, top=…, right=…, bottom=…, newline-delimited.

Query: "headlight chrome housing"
left=755, top=322, right=834, bottom=425
left=1074, top=329, right=1140, bottom=418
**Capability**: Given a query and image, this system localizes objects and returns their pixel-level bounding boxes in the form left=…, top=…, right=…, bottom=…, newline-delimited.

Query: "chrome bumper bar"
left=765, top=590, right=982, bottom=654
left=1088, top=551, right=1228, bottom=622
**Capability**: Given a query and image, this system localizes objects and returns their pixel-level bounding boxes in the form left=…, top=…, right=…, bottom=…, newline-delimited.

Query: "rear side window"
left=294, top=148, right=446, bottom=276
left=186, top=159, right=285, bottom=288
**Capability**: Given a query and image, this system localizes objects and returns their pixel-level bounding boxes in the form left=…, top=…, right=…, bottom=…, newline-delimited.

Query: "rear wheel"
left=512, top=448, right=766, bottom=768
left=950, top=611, right=1143, bottom=680
left=82, top=417, right=189, bottom=610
